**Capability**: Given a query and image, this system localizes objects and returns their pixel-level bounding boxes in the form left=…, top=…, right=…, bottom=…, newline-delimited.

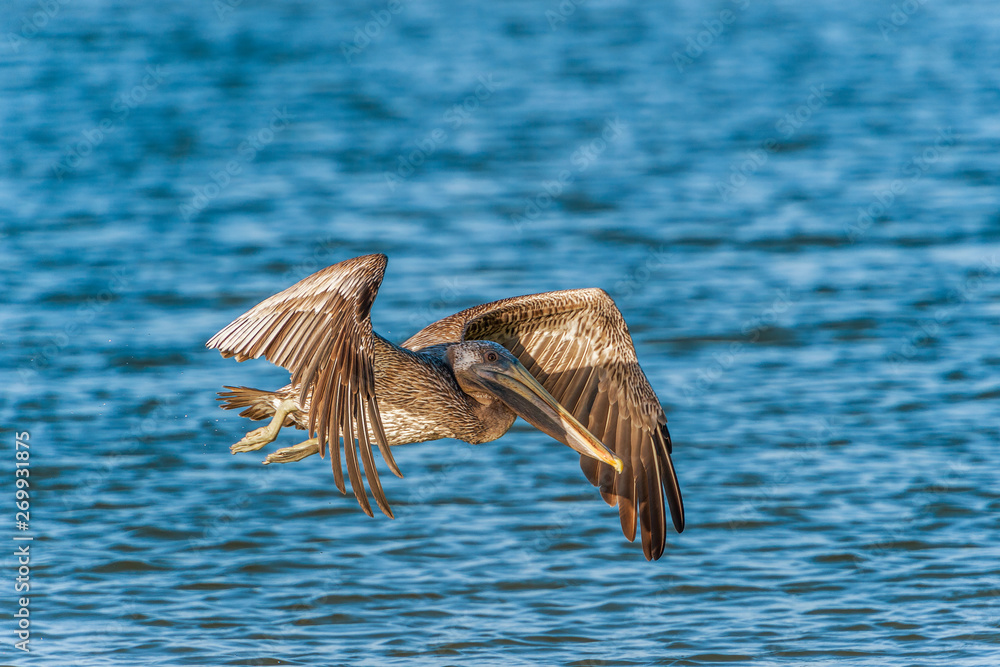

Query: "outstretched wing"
left=206, top=253, right=401, bottom=518
left=404, top=288, right=683, bottom=561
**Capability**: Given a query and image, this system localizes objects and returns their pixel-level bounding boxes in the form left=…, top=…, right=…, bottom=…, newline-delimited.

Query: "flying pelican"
left=207, top=254, right=683, bottom=560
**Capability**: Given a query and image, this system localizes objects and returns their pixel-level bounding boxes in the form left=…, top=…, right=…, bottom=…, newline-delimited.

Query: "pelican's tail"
left=217, top=386, right=280, bottom=421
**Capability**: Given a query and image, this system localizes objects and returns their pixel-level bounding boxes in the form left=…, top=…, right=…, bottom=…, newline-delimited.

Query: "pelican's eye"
left=485, top=351, right=499, bottom=363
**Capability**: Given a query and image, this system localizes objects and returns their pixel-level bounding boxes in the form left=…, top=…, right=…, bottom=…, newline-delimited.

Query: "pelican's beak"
left=481, top=360, right=624, bottom=473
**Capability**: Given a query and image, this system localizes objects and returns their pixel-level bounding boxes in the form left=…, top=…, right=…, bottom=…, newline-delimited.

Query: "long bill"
left=481, top=361, right=624, bottom=473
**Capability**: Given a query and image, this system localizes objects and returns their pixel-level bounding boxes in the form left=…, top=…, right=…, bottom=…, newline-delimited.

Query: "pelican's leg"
left=263, top=438, right=319, bottom=465
left=230, top=399, right=298, bottom=454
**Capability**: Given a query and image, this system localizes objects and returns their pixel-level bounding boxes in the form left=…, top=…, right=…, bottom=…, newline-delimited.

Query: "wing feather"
left=327, top=376, right=346, bottom=494
left=207, top=254, right=395, bottom=517
left=403, top=287, right=684, bottom=560
left=616, top=417, right=637, bottom=541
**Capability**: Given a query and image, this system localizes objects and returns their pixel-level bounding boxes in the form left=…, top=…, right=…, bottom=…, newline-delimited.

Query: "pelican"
left=207, top=254, right=683, bottom=560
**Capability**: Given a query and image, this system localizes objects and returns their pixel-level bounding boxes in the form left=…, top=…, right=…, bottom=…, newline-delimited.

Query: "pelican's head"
left=448, top=340, right=623, bottom=473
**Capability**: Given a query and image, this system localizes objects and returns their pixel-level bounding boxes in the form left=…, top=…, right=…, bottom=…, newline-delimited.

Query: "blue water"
left=3, top=1, right=999, bottom=665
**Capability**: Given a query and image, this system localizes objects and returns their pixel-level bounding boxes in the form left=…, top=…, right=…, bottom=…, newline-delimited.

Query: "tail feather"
left=217, top=386, right=283, bottom=422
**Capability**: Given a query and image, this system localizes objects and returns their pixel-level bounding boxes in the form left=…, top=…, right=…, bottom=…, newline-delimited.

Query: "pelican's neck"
left=371, top=338, right=515, bottom=446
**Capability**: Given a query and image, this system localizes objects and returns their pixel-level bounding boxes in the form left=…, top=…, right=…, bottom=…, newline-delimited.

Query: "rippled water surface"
left=3, top=1, right=999, bottom=665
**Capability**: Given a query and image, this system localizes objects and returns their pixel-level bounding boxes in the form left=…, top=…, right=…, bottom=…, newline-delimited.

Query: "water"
left=2, top=1, right=999, bottom=664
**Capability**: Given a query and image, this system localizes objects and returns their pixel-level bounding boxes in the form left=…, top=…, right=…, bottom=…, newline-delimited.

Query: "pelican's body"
left=208, top=254, right=684, bottom=560
left=223, top=341, right=516, bottom=446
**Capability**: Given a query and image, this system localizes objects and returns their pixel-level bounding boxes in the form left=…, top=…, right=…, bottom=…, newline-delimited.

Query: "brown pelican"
left=207, top=254, right=683, bottom=560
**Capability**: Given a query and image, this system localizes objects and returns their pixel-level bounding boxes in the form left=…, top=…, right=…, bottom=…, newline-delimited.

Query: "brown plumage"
left=207, top=253, right=684, bottom=560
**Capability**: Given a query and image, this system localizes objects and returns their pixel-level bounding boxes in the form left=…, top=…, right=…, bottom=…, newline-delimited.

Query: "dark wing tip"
left=671, top=497, right=685, bottom=533
left=660, top=425, right=685, bottom=534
